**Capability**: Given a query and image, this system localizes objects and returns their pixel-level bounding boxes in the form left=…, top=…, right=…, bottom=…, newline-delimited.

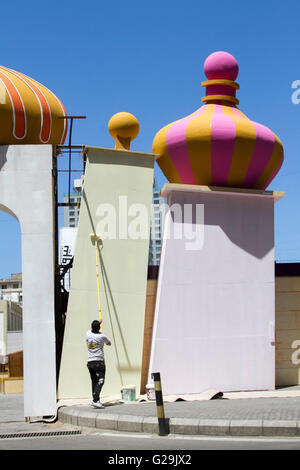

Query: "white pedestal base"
left=148, top=184, right=284, bottom=394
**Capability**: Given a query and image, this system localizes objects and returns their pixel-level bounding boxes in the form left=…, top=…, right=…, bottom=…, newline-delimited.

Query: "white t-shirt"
left=86, top=330, right=111, bottom=362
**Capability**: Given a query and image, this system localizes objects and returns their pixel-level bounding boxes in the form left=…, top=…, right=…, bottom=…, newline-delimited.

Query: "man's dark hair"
left=91, top=320, right=101, bottom=333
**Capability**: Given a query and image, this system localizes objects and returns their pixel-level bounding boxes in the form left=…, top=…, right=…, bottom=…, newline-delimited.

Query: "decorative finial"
left=108, top=112, right=139, bottom=150
left=152, top=50, right=284, bottom=190
left=201, top=51, right=240, bottom=105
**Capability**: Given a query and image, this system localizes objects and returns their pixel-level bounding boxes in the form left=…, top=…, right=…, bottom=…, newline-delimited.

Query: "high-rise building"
left=63, top=179, right=82, bottom=227
left=148, top=186, right=166, bottom=266
left=64, top=179, right=166, bottom=265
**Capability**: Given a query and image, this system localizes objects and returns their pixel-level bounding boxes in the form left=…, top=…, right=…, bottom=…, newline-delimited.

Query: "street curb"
left=57, top=407, right=300, bottom=437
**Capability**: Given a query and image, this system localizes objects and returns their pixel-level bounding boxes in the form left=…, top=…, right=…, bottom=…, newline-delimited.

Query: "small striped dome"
left=0, top=65, right=67, bottom=145
left=153, top=51, right=283, bottom=190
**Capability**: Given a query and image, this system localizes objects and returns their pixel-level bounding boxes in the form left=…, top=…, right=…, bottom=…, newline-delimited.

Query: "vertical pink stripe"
left=211, top=105, right=236, bottom=186
left=243, top=122, right=275, bottom=188
left=166, top=106, right=206, bottom=184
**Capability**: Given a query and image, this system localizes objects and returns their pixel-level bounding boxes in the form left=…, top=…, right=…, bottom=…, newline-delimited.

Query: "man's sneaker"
left=91, top=401, right=104, bottom=409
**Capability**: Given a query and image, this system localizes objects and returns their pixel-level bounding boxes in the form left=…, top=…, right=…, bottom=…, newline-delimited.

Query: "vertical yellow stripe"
left=157, top=405, right=165, bottom=418
left=0, top=66, right=66, bottom=145
left=16, top=69, right=66, bottom=144
left=222, top=106, right=257, bottom=187
left=232, top=107, right=248, bottom=119
left=254, top=134, right=283, bottom=189
left=153, top=123, right=182, bottom=183
left=186, top=104, right=215, bottom=185
left=228, top=107, right=283, bottom=189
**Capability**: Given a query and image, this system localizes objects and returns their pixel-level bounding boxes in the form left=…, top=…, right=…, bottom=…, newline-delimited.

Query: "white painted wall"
left=0, top=145, right=56, bottom=417
left=148, top=186, right=280, bottom=394
left=0, top=311, right=7, bottom=357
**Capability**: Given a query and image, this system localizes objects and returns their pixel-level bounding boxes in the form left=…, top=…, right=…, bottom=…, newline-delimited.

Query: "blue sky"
left=0, top=0, right=300, bottom=277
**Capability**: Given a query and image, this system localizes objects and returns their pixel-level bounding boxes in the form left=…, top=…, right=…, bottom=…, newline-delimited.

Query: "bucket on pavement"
left=146, top=383, right=155, bottom=401
left=121, top=385, right=136, bottom=402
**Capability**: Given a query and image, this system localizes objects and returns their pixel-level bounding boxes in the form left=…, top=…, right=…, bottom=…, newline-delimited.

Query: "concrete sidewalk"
left=0, top=394, right=79, bottom=436
left=57, top=386, right=300, bottom=438
left=2, top=387, right=300, bottom=438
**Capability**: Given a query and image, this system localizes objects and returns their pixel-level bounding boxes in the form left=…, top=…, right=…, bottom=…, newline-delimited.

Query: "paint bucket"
left=121, top=385, right=136, bottom=402
left=146, top=383, right=155, bottom=401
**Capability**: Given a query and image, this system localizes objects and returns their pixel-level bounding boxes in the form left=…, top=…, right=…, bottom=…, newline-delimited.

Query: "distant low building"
left=0, top=273, right=22, bottom=305
left=0, top=299, right=23, bottom=362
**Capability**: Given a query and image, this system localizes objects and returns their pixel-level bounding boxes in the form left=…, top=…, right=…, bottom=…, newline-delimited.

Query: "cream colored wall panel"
left=275, top=283, right=300, bottom=386
left=275, top=292, right=300, bottom=312
left=275, top=277, right=300, bottom=293
left=276, top=351, right=298, bottom=369
left=58, top=147, right=154, bottom=400
left=275, top=330, right=300, bottom=359
left=296, top=312, right=300, bottom=328
left=276, top=329, right=300, bottom=345
left=276, top=348, right=296, bottom=363
left=275, top=368, right=300, bottom=386
left=275, top=312, right=297, bottom=330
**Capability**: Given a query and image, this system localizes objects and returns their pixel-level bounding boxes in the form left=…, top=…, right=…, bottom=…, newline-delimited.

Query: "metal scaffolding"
left=52, top=116, right=86, bottom=381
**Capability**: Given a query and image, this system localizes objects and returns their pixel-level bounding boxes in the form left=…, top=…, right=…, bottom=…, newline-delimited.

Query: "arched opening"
left=0, top=144, right=57, bottom=418
left=0, top=209, right=23, bottom=394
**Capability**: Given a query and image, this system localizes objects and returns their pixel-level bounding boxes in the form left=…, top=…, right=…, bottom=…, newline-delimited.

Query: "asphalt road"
left=1, top=428, right=300, bottom=451
left=2, top=394, right=300, bottom=453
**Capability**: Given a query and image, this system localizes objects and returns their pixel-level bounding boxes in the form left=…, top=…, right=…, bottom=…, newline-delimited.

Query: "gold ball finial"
left=108, top=112, right=139, bottom=150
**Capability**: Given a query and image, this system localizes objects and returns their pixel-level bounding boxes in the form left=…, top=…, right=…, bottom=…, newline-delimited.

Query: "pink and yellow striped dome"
left=152, top=51, right=284, bottom=190
left=0, top=65, right=67, bottom=145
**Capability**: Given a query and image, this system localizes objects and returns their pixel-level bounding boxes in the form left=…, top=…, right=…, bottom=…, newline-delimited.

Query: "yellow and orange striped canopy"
left=0, top=65, right=67, bottom=145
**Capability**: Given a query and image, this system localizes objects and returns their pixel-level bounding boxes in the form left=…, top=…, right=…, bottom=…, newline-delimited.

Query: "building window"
left=1, top=284, right=7, bottom=289
left=12, top=284, right=19, bottom=289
